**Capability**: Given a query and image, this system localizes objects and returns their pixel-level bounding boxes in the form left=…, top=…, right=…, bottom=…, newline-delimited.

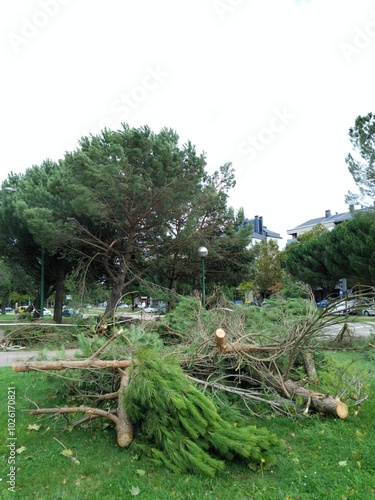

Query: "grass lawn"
left=1, top=346, right=375, bottom=499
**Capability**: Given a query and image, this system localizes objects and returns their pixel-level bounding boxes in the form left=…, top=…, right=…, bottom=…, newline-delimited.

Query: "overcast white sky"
left=1, top=0, right=374, bottom=247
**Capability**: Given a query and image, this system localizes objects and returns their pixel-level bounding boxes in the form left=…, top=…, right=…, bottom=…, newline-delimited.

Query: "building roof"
left=290, top=209, right=353, bottom=231
left=244, top=215, right=282, bottom=241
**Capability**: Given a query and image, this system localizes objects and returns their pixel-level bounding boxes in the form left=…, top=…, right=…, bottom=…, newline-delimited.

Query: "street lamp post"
left=197, top=246, right=208, bottom=308
left=0, top=187, right=17, bottom=204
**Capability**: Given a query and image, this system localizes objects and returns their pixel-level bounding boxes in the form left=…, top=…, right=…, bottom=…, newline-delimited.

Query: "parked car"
left=62, top=308, right=83, bottom=318
left=5, top=306, right=13, bottom=312
left=143, top=306, right=158, bottom=313
left=362, top=306, right=375, bottom=316
left=43, top=308, right=52, bottom=316
left=316, top=299, right=329, bottom=308
left=15, top=305, right=29, bottom=314
left=329, top=300, right=356, bottom=315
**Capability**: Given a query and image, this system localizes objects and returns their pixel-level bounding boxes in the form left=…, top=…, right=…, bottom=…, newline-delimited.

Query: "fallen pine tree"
left=13, top=339, right=280, bottom=476
left=11, top=293, right=363, bottom=474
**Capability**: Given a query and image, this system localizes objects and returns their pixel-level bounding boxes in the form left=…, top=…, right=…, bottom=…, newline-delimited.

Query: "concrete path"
left=0, top=348, right=80, bottom=368
left=320, top=321, right=375, bottom=338
left=0, top=326, right=80, bottom=368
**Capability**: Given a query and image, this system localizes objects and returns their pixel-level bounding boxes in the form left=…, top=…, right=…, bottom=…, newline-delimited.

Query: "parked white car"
left=143, top=306, right=158, bottom=313
left=362, top=306, right=375, bottom=316
left=329, top=300, right=356, bottom=315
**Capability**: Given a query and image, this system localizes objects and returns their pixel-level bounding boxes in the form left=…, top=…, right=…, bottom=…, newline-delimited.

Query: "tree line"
left=1, top=113, right=375, bottom=319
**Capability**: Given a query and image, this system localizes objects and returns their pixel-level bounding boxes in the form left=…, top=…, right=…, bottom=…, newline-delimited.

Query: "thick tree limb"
left=116, top=369, right=133, bottom=447
left=26, top=370, right=133, bottom=447
left=28, top=406, right=120, bottom=425
left=302, top=352, right=319, bottom=383
left=215, top=328, right=280, bottom=353
left=12, top=359, right=132, bottom=373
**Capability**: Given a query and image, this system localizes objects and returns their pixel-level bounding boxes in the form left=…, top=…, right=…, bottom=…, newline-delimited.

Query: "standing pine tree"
left=345, top=112, right=375, bottom=207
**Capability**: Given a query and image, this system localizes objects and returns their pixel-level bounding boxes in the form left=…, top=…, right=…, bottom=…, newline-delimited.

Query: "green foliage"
left=306, top=351, right=373, bottom=419
left=1, top=323, right=78, bottom=348
left=285, top=210, right=375, bottom=287
left=250, top=240, right=284, bottom=297
left=284, top=230, right=335, bottom=290
left=124, top=348, right=280, bottom=476
left=76, top=325, right=163, bottom=359
left=58, top=327, right=164, bottom=401
left=157, top=296, right=209, bottom=339
left=296, top=223, right=329, bottom=243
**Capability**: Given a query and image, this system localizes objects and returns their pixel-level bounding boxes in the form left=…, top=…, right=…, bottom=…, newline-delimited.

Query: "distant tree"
left=0, top=164, right=77, bottom=322
left=345, top=112, right=375, bottom=207
left=284, top=230, right=335, bottom=291
left=0, top=258, right=35, bottom=313
left=0, top=259, right=12, bottom=313
left=251, top=240, right=284, bottom=298
left=297, top=223, right=329, bottom=243
left=284, top=212, right=375, bottom=289
left=325, top=211, right=375, bottom=285
left=143, top=170, right=253, bottom=297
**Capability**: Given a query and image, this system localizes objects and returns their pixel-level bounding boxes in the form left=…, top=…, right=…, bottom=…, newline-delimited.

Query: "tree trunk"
left=105, top=270, right=126, bottom=316
left=54, top=268, right=65, bottom=324
left=1, top=291, right=11, bottom=314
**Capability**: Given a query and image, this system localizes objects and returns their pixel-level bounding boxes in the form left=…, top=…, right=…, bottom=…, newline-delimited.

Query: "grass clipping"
left=123, top=348, right=280, bottom=476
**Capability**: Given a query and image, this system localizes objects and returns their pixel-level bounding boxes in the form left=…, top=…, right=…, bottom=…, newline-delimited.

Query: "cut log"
left=12, top=359, right=132, bottom=373
left=215, top=328, right=279, bottom=353
left=282, top=379, right=348, bottom=418
left=215, top=328, right=227, bottom=351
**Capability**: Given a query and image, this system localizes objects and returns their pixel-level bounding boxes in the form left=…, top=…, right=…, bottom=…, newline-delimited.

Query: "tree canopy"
left=284, top=211, right=375, bottom=290
left=346, top=112, right=375, bottom=207
left=0, top=125, right=253, bottom=317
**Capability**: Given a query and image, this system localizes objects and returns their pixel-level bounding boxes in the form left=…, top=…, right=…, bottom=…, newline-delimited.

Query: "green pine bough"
left=123, top=348, right=280, bottom=476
